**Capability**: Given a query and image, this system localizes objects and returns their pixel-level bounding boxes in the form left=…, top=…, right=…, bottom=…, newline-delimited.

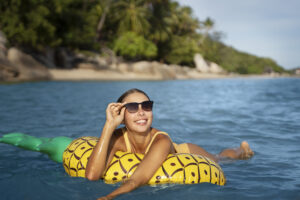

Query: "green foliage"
left=0, top=0, right=286, bottom=74
left=0, top=0, right=60, bottom=49
left=165, top=36, right=200, bottom=66
left=113, top=32, right=157, bottom=59
left=199, top=37, right=285, bottom=74
left=148, top=1, right=174, bottom=43
left=112, top=0, right=150, bottom=36
left=46, top=0, right=100, bottom=50
left=0, top=0, right=99, bottom=50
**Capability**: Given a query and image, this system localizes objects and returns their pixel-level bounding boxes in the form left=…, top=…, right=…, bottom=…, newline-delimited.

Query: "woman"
left=86, top=88, right=254, bottom=200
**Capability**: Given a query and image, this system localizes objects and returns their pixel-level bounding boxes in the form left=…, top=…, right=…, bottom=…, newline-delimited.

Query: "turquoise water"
left=0, top=78, right=299, bottom=200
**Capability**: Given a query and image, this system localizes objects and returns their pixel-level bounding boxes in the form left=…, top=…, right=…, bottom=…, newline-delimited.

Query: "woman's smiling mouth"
left=135, top=119, right=147, bottom=125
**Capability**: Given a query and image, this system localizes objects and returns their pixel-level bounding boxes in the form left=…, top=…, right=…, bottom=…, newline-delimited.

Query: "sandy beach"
left=49, top=69, right=164, bottom=81
left=49, top=68, right=291, bottom=81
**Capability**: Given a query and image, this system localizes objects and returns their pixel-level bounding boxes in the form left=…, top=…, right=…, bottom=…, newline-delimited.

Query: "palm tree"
left=147, top=0, right=173, bottom=43
left=146, top=1, right=200, bottom=62
left=199, top=17, right=214, bottom=44
left=112, top=0, right=151, bottom=36
left=96, top=0, right=113, bottom=41
left=177, top=6, right=200, bottom=36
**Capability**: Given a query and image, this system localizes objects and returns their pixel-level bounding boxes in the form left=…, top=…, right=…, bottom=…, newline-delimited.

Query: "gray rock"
left=158, top=64, right=176, bottom=79
left=194, top=53, right=209, bottom=73
left=0, top=31, right=7, bottom=60
left=95, top=56, right=109, bottom=69
left=194, top=53, right=225, bottom=74
left=170, top=64, right=189, bottom=76
left=7, top=48, right=51, bottom=81
left=0, top=58, right=19, bottom=81
left=208, top=61, right=225, bottom=74
left=76, top=63, right=98, bottom=70
left=116, top=62, right=131, bottom=73
left=38, top=47, right=57, bottom=68
left=54, top=48, right=73, bottom=69
left=294, top=68, right=300, bottom=75
left=132, top=61, right=155, bottom=74
left=114, top=61, right=177, bottom=80
left=75, top=55, right=109, bottom=70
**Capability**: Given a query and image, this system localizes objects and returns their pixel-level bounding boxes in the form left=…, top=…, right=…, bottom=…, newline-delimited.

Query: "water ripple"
left=1, top=78, right=300, bottom=200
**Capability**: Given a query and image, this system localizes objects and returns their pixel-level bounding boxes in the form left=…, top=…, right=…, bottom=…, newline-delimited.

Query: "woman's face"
left=122, top=92, right=153, bottom=134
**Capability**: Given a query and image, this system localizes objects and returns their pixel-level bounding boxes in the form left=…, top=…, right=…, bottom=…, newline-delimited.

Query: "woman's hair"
left=117, top=88, right=150, bottom=103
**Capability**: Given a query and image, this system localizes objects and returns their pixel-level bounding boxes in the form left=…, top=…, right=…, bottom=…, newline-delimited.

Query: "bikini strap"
left=144, top=131, right=171, bottom=154
left=122, top=128, right=132, bottom=152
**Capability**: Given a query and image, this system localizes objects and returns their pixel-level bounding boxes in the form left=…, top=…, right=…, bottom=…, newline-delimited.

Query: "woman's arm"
left=98, top=135, right=172, bottom=199
left=85, top=102, right=126, bottom=181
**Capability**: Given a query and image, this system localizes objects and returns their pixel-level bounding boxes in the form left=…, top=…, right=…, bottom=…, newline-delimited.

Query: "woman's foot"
left=238, top=141, right=254, bottom=159
left=219, top=141, right=254, bottom=160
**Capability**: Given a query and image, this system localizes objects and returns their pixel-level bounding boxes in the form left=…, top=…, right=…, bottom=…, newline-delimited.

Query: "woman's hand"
left=106, top=102, right=126, bottom=128
left=98, top=135, right=172, bottom=199
left=97, top=196, right=112, bottom=200
left=85, top=102, right=126, bottom=181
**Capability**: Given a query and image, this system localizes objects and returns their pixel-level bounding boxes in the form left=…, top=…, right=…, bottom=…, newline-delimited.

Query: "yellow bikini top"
left=122, top=128, right=171, bottom=154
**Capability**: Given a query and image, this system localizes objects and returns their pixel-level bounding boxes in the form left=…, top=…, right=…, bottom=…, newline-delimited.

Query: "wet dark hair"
left=117, top=88, right=150, bottom=103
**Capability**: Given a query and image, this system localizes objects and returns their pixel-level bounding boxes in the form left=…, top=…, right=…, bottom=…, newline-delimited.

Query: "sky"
left=177, top=0, right=300, bottom=69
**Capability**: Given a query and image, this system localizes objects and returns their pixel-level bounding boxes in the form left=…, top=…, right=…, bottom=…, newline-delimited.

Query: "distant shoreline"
left=49, top=69, right=296, bottom=81
left=2, top=47, right=297, bottom=83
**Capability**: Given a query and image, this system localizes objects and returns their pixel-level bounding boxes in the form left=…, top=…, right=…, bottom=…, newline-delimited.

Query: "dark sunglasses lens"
left=126, top=103, right=139, bottom=113
left=142, top=101, right=153, bottom=111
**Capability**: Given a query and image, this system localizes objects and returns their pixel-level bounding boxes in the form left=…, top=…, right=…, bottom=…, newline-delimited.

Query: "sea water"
left=0, top=78, right=299, bottom=200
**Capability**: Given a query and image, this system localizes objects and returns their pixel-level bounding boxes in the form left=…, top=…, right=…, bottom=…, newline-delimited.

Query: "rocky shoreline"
left=0, top=30, right=297, bottom=83
left=48, top=68, right=232, bottom=81
left=0, top=32, right=259, bottom=82
left=0, top=45, right=225, bottom=82
left=49, top=69, right=292, bottom=82
left=0, top=30, right=294, bottom=82
left=1, top=47, right=291, bottom=83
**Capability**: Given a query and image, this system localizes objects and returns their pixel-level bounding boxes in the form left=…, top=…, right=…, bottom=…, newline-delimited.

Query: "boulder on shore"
left=208, top=61, right=225, bottom=74
left=0, top=58, right=19, bottom=81
left=1, top=45, right=228, bottom=82
left=194, top=53, right=225, bottom=74
left=6, top=48, right=51, bottom=81
left=194, top=53, right=209, bottom=73
left=0, top=31, right=7, bottom=60
left=0, top=31, right=51, bottom=81
left=116, top=61, right=177, bottom=80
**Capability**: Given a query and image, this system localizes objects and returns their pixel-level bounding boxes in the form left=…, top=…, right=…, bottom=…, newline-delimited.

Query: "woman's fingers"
left=113, top=104, right=123, bottom=114
left=120, top=106, right=126, bottom=116
left=105, top=102, right=127, bottom=127
left=108, top=103, right=122, bottom=111
left=107, top=102, right=127, bottom=117
left=112, top=106, right=119, bottom=113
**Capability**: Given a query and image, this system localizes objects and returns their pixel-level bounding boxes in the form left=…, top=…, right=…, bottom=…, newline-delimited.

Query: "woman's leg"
left=186, top=143, right=219, bottom=162
left=187, top=141, right=254, bottom=162
left=218, top=141, right=254, bottom=160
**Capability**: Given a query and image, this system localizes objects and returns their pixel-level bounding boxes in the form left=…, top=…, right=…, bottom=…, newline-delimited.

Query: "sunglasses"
left=124, top=101, right=154, bottom=113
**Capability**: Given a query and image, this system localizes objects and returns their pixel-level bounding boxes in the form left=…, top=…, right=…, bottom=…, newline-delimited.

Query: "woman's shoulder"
left=152, top=128, right=170, bottom=137
left=149, top=128, right=175, bottom=154
left=150, top=128, right=172, bottom=143
left=111, top=127, right=127, bottom=151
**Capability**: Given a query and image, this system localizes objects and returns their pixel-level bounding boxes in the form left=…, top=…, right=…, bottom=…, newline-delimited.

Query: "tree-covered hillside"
left=0, top=0, right=286, bottom=74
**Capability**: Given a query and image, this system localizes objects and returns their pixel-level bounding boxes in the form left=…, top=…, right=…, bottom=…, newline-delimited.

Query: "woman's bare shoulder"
left=111, top=127, right=126, bottom=151
left=150, top=128, right=170, bottom=142
left=151, top=128, right=175, bottom=153
left=151, top=127, right=164, bottom=133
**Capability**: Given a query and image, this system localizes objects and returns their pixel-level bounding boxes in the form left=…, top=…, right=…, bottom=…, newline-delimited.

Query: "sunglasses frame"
left=124, top=100, right=154, bottom=113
